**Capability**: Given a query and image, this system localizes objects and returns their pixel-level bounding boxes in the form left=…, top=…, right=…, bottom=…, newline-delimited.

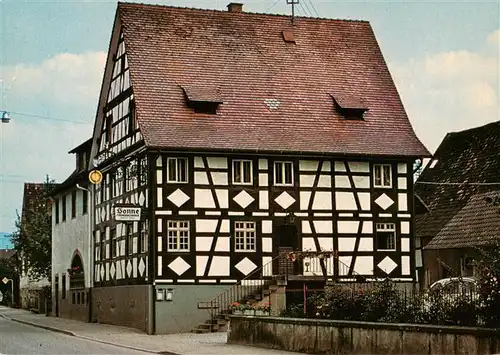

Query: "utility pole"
left=287, top=0, right=300, bottom=25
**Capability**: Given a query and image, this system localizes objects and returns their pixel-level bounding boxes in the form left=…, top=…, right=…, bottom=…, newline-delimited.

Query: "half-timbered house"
left=87, top=2, right=430, bottom=334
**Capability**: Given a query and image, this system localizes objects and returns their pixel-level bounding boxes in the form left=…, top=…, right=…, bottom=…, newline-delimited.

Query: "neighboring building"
left=86, top=2, right=429, bottom=334
left=18, top=183, right=51, bottom=312
left=0, top=249, right=18, bottom=306
left=50, top=139, right=92, bottom=321
left=416, top=121, right=500, bottom=289
left=0, top=232, right=13, bottom=249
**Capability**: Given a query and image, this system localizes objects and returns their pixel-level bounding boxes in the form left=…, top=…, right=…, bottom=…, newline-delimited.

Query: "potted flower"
left=231, top=302, right=246, bottom=315
left=67, top=266, right=82, bottom=277
left=254, top=302, right=271, bottom=316
left=243, top=305, right=255, bottom=316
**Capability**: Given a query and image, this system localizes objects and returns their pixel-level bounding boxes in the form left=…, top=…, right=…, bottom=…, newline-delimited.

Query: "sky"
left=0, top=0, right=499, bottom=233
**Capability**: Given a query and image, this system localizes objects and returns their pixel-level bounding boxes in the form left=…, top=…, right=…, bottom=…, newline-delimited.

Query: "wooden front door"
left=275, top=224, right=298, bottom=276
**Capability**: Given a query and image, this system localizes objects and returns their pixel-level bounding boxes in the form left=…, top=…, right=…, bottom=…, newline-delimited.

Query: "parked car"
left=428, top=277, right=478, bottom=299
left=421, top=277, right=478, bottom=312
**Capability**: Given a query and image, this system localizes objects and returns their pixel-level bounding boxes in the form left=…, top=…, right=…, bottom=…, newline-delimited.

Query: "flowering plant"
left=255, top=302, right=271, bottom=312
left=231, top=301, right=250, bottom=311
left=67, top=265, right=82, bottom=277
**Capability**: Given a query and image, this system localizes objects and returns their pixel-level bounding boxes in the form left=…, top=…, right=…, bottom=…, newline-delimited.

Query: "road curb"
left=6, top=316, right=76, bottom=336
left=1, top=313, right=180, bottom=355
left=74, top=334, right=179, bottom=354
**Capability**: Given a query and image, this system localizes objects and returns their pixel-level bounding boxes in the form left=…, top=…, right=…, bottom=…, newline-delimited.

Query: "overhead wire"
left=301, top=0, right=315, bottom=17
left=306, top=0, right=319, bottom=17
left=265, top=0, right=281, bottom=13
left=1, top=110, right=93, bottom=125
left=298, top=1, right=312, bottom=17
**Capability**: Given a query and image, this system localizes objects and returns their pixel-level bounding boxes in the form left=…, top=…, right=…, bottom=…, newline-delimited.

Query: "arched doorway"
left=69, top=252, right=85, bottom=289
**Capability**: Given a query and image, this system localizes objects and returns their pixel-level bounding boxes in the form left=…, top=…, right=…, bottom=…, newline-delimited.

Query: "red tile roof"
left=118, top=2, right=429, bottom=157
left=0, top=249, right=16, bottom=259
left=424, top=191, right=500, bottom=250
left=21, top=183, right=46, bottom=226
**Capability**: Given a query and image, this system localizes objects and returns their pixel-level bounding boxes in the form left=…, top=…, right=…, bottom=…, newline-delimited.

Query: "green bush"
left=475, top=240, right=500, bottom=327
left=281, top=278, right=482, bottom=327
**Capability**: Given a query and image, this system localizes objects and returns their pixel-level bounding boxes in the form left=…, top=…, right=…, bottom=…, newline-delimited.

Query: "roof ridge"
left=117, top=1, right=369, bottom=23
left=447, top=120, right=500, bottom=136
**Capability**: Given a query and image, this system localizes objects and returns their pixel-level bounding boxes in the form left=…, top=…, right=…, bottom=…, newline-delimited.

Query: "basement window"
left=330, top=93, right=368, bottom=120
left=182, top=86, right=222, bottom=114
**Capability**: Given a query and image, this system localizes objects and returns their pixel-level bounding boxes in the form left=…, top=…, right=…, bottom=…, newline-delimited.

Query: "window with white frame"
left=140, top=221, right=148, bottom=253
left=376, top=223, right=396, bottom=250
left=167, top=220, right=190, bottom=251
left=373, top=164, right=392, bottom=188
left=234, top=222, right=256, bottom=251
left=274, top=161, right=294, bottom=186
left=167, top=157, right=188, bottom=183
left=232, top=160, right=252, bottom=185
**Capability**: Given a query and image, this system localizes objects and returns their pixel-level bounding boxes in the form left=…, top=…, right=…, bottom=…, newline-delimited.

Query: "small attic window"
left=330, top=93, right=368, bottom=120
left=182, top=86, right=222, bottom=114
left=282, top=30, right=296, bottom=43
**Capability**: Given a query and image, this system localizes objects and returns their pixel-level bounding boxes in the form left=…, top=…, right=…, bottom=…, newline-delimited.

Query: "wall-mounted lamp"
left=166, top=288, right=174, bottom=301
left=285, top=212, right=295, bottom=225
left=1, top=111, right=11, bottom=124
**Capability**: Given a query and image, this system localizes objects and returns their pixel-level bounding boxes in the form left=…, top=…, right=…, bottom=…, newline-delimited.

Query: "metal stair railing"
left=197, top=251, right=370, bottom=322
left=197, top=253, right=283, bottom=321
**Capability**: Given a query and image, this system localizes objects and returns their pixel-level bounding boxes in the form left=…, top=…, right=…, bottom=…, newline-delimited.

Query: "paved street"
left=0, top=307, right=301, bottom=354
left=0, top=316, right=148, bottom=354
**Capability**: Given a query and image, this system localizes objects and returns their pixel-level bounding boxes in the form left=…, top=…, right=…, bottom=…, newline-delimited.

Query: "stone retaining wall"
left=227, top=316, right=500, bottom=354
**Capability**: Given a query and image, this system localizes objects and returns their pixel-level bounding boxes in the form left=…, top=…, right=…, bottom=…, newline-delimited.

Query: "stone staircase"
left=193, top=281, right=280, bottom=333
left=193, top=255, right=284, bottom=333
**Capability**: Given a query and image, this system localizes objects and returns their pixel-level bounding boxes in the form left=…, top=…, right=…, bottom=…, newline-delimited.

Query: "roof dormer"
left=330, top=92, right=368, bottom=120
left=68, top=138, right=93, bottom=171
left=182, top=85, right=223, bottom=114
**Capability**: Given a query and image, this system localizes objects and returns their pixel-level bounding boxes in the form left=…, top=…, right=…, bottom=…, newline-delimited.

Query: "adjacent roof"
left=415, top=121, right=500, bottom=248
left=0, top=249, right=16, bottom=259
left=116, top=2, right=429, bottom=157
left=68, top=138, right=92, bottom=154
left=52, top=138, right=93, bottom=196
left=425, top=191, right=500, bottom=249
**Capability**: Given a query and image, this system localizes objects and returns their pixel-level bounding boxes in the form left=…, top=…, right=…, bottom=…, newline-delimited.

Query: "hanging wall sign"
left=114, top=203, right=141, bottom=221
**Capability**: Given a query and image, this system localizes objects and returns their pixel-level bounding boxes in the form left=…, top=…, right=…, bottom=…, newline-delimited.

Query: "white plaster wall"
left=51, top=188, right=91, bottom=292
left=19, top=251, right=50, bottom=289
